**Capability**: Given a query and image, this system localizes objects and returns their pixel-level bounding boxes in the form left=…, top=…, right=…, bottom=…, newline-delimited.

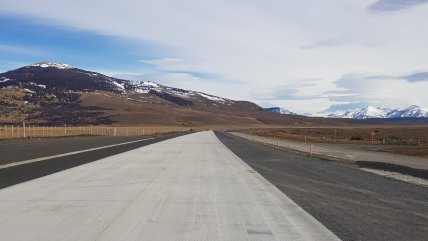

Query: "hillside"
left=1, top=62, right=334, bottom=127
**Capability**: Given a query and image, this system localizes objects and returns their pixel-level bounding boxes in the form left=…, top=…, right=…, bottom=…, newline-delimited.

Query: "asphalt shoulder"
left=0, top=132, right=188, bottom=189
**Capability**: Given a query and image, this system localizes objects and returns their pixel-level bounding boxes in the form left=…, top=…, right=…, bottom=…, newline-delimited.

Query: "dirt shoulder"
left=231, top=131, right=428, bottom=180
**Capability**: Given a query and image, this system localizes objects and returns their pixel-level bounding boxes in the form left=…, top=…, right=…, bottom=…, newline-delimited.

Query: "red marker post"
left=371, top=129, right=379, bottom=144
left=333, top=128, right=338, bottom=143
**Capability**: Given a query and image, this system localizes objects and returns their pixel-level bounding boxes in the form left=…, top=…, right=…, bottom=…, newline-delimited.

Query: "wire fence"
left=241, top=128, right=428, bottom=146
left=0, top=123, right=189, bottom=140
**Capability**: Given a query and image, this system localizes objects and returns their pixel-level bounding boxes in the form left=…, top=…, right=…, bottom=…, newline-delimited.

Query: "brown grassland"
left=237, top=126, right=428, bottom=158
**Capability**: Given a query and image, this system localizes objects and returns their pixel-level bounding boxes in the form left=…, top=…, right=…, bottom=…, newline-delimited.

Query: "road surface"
left=216, top=131, right=428, bottom=241
left=0, top=131, right=338, bottom=241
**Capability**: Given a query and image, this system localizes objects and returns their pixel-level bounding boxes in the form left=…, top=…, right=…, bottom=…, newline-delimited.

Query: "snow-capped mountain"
left=329, top=106, right=391, bottom=119
left=327, top=106, right=428, bottom=119
left=264, top=107, right=294, bottom=115
left=0, top=62, right=261, bottom=112
left=0, top=62, right=266, bottom=125
left=387, top=105, right=428, bottom=118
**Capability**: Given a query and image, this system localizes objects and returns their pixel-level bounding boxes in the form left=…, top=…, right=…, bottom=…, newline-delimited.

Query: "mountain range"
left=0, top=62, right=336, bottom=126
left=2, top=62, right=426, bottom=126
left=325, top=105, right=428, bottom=119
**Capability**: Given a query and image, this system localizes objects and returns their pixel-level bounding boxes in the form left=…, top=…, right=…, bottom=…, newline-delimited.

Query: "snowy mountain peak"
left=387, top=105, right=428, bottom=118
left=264, top=107, right=294, bottom=115
left=360, top=106, right=391, bottom=118
left=29, top=62, right=73, bottom=69
left=334, top=106, right=389, bottom=119
left=327, top=105, right=428, bottom=119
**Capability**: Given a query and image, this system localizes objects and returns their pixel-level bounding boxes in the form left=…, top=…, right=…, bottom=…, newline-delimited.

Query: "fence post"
left=23, top=122, right=26, bottom=138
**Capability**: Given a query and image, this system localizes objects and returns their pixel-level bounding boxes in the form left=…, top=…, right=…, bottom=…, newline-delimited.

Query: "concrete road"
left=0, top=131, right=338, bottom=241
left=216, top=132, right=428, bottom=241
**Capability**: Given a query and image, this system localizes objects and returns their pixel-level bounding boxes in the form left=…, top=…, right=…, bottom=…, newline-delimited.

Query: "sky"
left=0, top=0, right=427, bottom=115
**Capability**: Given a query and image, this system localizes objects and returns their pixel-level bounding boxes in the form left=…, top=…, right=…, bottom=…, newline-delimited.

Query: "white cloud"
left=368, top=0, right=428, bottom=12
left=141, top=58, right=196, bottom=72
left=325, top=72, right=428, bottom=109
left=0, top=0, right=427, bottom=113
left=0, top=43, right=45, bottom=56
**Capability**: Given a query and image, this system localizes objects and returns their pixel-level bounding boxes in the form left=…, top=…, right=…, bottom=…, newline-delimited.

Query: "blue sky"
left=0, top=15, right=169, bottom=72
left=0, top=0, right=428, bottom=114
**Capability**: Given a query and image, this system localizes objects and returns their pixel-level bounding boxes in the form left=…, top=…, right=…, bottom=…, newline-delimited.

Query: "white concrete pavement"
left=0, top=131, right=339, bottom=241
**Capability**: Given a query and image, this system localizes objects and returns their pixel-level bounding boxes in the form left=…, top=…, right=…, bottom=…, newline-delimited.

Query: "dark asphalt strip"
left=1, top=135, right=160, bottom=165
left=0, top=133, right=188, bottom=189
left=215, top=131, right=428, bottom=241
left=355, top=161, right=428, bottom=179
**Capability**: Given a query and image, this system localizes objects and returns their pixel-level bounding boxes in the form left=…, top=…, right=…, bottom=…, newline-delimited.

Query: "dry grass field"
left=238, top=126, right=428, bottom=158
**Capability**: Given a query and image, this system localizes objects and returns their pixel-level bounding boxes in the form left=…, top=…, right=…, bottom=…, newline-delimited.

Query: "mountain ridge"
left=326, top=105, right=428, bottom=119
left=0, top=62, right=290, bottom=126
left=0, top=62, right=261, bottom=111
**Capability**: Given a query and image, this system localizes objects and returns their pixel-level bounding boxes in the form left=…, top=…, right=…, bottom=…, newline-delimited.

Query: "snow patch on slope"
left=0, top=77, right=10, bottom=83
left=197, top=92, right=229, bottom=103
left=111, top=81, right=125, bottom=90
left=141, top=81, right=159, bottom=88
left=30, top=62, right=72, bottom=69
